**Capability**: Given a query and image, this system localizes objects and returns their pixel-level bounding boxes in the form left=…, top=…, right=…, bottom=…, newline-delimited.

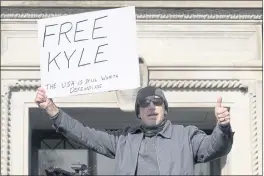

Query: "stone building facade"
left=1, top=1, right=263, bottom=175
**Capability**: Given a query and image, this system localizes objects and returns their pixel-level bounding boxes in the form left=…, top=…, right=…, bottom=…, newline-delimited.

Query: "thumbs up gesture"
left=215, top=97, right=230, bottom=126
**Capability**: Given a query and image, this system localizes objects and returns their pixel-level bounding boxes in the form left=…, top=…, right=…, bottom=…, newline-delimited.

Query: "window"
left=31, top=130, right=96, bottom=175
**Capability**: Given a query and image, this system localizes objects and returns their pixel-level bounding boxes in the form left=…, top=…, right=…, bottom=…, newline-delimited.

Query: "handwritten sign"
left=38, top=6, right=140, bottom=98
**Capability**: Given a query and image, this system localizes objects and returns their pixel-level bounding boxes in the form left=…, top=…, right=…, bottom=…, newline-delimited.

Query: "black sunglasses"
left=138, top=97, right=164, bottom=108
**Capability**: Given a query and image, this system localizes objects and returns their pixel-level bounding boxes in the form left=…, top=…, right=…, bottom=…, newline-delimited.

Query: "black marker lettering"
left=48, top=52, right=61, bottom=72
left=85, top=78, right=97, bottom=84
left=45, top=83, right=56, bottom=90
left=94, top=44, right=108, bottom=63
left=74, top=19, right=89, bottom=42
left=78, top=48, right=90, bottom=67
left=78, top=80, right=83, bottom=85
left=70, top=84, right=102, bottom=94
left=61, top=81, right=74, bottom=88
left=92, top=16, right=108, bottom=40
left=64, top=50, right=76, bottom=68
left=43, top=24, right=58, bottom=47
left=58, top=22, right=73, bottom=45
left=101, top=74, right=118, bottom=81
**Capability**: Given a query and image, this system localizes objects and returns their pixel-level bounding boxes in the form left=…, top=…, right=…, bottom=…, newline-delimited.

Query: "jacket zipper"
left=155, top=137, right=161, bottom=175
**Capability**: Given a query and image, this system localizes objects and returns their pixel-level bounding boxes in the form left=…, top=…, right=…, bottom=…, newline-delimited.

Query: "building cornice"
left=1, top=7, right=262, bottom=20
left=1, top=1, right=262, bottom=8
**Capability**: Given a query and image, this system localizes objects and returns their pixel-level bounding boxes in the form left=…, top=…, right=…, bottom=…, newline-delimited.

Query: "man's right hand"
left=34, top=87, right=59, bottom=117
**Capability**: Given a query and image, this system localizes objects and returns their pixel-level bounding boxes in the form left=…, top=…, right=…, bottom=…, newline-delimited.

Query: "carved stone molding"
left=1, top=7, right=262, bottom=20
left=0, top=78, right=258, bottom=175
left=149, top=79, right=248, bottom=92
left=1, top=80, right=40, bottom=175
left=248, top=83, right=261, bottom=175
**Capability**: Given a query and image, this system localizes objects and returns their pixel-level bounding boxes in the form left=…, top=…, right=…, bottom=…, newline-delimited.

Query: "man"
left=35, top=86, right=234, bottom=175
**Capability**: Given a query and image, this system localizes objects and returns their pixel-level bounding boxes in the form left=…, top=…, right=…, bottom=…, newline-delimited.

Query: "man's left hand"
left=215, top=97, right=230, bottom=126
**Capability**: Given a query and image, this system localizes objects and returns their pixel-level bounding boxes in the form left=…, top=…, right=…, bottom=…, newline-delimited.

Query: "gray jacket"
left=51, top=109, right=234, bottom=175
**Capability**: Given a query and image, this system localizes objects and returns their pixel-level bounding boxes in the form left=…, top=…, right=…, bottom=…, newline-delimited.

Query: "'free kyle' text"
left=42, top=15, right=109, bottom=72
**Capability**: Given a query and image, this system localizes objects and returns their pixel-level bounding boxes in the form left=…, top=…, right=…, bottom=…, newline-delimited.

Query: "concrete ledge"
left=1, top=0, right=263, bottom=8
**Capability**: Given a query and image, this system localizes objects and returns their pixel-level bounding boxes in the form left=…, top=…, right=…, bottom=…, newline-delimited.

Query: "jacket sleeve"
left=187, top=124, right=234, bottom=163
left=50, top=108, right=121, bottom=159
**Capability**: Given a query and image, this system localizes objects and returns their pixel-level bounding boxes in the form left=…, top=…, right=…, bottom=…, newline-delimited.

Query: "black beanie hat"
left=135, top=86, right=169, bottom=119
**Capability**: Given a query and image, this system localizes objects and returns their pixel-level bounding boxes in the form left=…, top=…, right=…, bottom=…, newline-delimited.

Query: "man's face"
left=138, top=95, right=166, bottom=126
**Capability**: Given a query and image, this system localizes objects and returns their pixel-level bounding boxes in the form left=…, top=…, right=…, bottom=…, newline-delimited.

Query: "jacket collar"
left=128, top=120, right=172, bottom=139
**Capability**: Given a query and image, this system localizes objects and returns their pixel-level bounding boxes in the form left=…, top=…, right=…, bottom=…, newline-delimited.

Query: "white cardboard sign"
left=38, top=6, right=140, bottom=98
